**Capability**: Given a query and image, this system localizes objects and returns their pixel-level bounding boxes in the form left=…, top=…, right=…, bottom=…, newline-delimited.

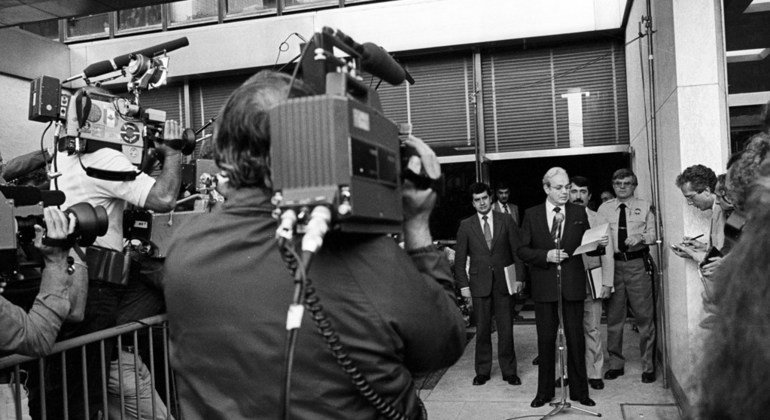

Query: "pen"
left=686, top=234, right=704, bottom=241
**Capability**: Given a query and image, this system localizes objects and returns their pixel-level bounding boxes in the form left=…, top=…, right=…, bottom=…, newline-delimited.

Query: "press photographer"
left=22, top=37, right=193, bottom=419
left=0, top=206, right=87, bottom=356
left=162, top=35, right=466, bottom=419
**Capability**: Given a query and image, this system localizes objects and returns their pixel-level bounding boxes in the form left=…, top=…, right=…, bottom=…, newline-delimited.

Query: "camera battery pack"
left=29, top=76, right=62, bottom=122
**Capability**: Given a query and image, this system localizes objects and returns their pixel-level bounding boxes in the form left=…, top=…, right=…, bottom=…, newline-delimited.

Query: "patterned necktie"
left=502, top=204, right=509, bottom=214
left=482, top=215, right=492, bottom=249
left=618, top=203, right=628, bottom=251
left=550, top=207, right=562, bottom=239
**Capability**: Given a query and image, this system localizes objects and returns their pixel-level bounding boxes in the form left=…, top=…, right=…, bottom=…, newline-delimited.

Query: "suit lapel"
left=537, top=204, right=550, bottom=237
left=470, top=215, right=487, bottom=248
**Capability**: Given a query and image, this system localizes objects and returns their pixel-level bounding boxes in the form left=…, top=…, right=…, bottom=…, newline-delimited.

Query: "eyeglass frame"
left=612, top=181, right=636, bottom=188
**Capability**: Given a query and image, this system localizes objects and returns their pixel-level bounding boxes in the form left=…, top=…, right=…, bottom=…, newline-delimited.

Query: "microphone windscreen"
left=360, top=43, right=406, bottom=86
left=132, top=37, right=190, bottom=59
left=83, top=60, right=118, bottom=78
left=82, top=37, right=190, bottom=79
left=40, top=190, right=66, bottom=207
left=0, top=185, right=42, bottom=207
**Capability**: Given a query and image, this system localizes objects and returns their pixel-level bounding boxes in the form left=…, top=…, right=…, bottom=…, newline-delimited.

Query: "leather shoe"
left=530, top=396, right=551, bottom=408
left=572, top=397, right=596, bottom=407
left=472, top=374, right=490, bottom=386
left=603, top=368, right=624, bottom=380
left=554, top=377, right=568, bottom=387
left=588, top=379, right=604, bottom=390
left=532, top=356, right=540, bottom=365
left=641, top=372, right=656, bottom=383
left=503, top=375, right=521, bottom=386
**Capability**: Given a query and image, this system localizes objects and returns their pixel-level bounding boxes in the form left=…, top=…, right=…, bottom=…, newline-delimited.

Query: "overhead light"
left=726, top=48, right=769, bottom=63
left=744, top=0, right=770, bottom=13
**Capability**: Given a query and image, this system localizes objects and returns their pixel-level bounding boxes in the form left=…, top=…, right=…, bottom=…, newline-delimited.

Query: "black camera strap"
left=83, top=164, right=139, bottom=181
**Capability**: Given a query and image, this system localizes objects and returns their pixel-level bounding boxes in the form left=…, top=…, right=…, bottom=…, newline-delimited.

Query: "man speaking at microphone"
left=517, top=167, right=594, bottom=408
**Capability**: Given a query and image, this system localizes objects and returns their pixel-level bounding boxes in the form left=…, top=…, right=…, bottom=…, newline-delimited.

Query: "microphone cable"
left=275, top=207, right=410, bottom=420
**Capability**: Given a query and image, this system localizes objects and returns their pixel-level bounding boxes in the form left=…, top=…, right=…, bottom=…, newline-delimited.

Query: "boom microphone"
left=68, top=37, right=189, bottom=82
left=359, top=43, right=406, bottom=86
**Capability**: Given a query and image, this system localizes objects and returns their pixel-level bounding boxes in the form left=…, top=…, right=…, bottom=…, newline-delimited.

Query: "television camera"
left=28, top=37, right=196, bottom=172
left=0, top=186, right=108, bottom=285
left=123, top=158, right=221, bottom=258
left=270, top=27, right=429, bottom=235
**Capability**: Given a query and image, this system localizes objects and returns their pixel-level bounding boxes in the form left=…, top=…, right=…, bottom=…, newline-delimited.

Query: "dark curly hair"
left=469, top=182, right=491, bottom=198
left=213, top=70, right=311, bottom=190
left=726, top=132, right=770, bottom=212
left=675, top=164, right=717, bottom=192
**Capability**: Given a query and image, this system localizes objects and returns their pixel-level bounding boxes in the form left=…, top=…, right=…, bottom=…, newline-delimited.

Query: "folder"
left=504, top=263, right=522, bottom=295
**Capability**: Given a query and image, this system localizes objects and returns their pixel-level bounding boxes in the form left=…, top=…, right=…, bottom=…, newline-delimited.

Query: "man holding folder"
left=454, top=182, right=522, bottom=387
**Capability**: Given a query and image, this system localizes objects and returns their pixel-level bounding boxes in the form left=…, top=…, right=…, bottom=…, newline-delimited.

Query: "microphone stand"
left=542, top=227, right=601, bottom=419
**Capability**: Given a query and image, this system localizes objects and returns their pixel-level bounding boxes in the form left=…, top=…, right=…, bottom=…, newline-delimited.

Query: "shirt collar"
left=545, top=200, right=564, bottom=216
left=477, top=211, right=492, bottom=223
left=616, top=197, right=634, bottom=210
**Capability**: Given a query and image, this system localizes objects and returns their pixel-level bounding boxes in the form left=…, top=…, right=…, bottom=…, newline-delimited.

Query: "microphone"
left=69, top=37, right=189, bottom=82
left=327, top=28, right=410, bottom=86
left=359, top=43, right=407, bottom=86
left=553, top=211, right=564, bottom=240
left=0, top=186, right=64, bottom=207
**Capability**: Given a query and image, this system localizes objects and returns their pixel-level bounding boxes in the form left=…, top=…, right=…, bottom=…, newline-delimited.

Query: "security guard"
left=596, top=168, right=657, bottom=384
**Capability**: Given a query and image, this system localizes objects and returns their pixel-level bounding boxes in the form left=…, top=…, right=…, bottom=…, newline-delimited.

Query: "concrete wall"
left=0, top=0, right=628, bottom=160
left=0, top=28, right=70, bottom=159
left=624, top=0, right=730, bottom=409
left=0, top=73, right=60, bottom=161
left=63, top=0, right=627, bottom=85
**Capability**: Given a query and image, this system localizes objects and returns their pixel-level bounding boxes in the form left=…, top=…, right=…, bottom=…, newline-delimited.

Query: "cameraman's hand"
left=402, top=135, right=440, bottom=219
left=34, top=207, right=76, bottom=262
left=154, top=120, right=184, bottom=158
left=401, top=135, right=440, bottom=250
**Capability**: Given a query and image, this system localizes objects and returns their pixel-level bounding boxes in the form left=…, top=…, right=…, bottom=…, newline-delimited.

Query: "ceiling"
left=0, top=0, right=174, bottom=28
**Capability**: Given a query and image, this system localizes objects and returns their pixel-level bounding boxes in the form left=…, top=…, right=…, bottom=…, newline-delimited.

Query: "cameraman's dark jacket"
left=163, top=187, right=466, bottom=420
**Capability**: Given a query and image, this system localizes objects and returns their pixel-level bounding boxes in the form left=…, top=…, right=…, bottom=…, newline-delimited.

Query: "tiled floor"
left=420, top=322, right=679, bottom=420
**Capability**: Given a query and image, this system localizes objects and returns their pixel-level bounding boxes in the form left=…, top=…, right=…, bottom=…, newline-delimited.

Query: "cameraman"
left=47, top=90, right=184, bottom=419
left=0, top=207, right=83, bottom=356
left=163, top=70, right=466, bottom=419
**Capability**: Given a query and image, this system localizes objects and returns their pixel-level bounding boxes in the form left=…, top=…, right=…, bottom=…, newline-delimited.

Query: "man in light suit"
left=454, top=182, right=522, bottom=386
left=518, top=167, right=595, bottom=408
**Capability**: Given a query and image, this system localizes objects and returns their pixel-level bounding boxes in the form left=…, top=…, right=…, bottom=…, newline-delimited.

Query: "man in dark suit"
left=492, top=183, right=520, bottom=226
left=492, top=182, right=526, bottom=321
left=517, top=167, right=595, bottom=408
left=454, top=182, right=522, bottom=386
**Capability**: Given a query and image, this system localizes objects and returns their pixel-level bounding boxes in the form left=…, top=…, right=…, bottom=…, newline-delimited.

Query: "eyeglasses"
left=612, top=181, right=635, bottom=187
left=717, top=189, right=733, bottom=205
left=683, top=189, right=705, bottom=204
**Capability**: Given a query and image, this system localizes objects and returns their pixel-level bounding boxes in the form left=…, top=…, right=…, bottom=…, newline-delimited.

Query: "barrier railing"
left=0, top=314, right=177, bottom=420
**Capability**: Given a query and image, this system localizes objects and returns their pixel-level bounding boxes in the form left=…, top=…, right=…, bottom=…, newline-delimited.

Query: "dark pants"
left=28, top=281, right=122, bottom=420
left=472, top=277, right=518, bottom=378
left=607, top=258, right=655, bottom=374
left=534, top=299, right=588, bottom=400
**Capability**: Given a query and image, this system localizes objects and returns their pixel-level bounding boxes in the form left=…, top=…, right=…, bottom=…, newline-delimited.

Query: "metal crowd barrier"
left=0, top=314, right=177, bottom=420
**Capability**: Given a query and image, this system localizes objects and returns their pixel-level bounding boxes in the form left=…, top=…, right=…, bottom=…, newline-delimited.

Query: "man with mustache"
left=569, top=176, right=613, bottom=390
